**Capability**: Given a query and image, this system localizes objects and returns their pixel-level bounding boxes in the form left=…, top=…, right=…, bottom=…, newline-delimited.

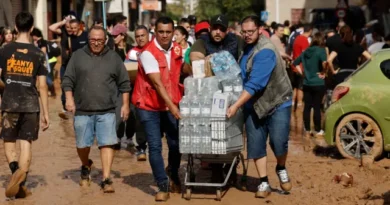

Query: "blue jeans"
left=136, top=108, right=181, bottom=185
left=74, top=113, right=117, bottom=148
left=245, top=106, right=291, bottom=159
left=60, top=65, right=66, bottom=110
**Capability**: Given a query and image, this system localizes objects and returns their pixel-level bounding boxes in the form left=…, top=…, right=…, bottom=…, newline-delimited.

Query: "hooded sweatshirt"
left=62, top=45, right=131, bottom=115
left=293, top=46, right=327, bottom=86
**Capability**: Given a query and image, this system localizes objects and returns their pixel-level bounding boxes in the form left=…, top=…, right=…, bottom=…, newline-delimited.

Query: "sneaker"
left=255, top=182, right=272, bottom=198
left=276, top=168, right=292, bottom=192
left=5, top=169, right=27, bottom=198
left=100, top=178, right=115, bottom=193
left=155, top=182, right=169, bottom=201
left=136, top=149, right=147, bottom=161
left=316, top=130, right=325, bottom=136
left=15, top=185, right=32, bottom=199
left=79, top=159, right=93, bottom=187
left=315, top=131, right=327, bottom=147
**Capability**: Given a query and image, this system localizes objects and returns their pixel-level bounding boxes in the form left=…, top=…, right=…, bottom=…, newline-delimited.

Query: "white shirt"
left=187, top=36, right=195, bottom=45
left=139, top=38, right=173, bottom=74
left=368, top=42, right=385, bottom=54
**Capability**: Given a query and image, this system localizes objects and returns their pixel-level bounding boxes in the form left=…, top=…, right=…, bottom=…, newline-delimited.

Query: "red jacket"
left=132, top=41, right=183, bottom=111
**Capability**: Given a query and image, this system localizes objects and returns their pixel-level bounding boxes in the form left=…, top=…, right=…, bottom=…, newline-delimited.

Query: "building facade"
left=265, top=0, right=363, bottom=24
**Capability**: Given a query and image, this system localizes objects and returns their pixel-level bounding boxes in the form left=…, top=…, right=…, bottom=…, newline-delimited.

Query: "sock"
left=276, top=164, right=286, bottom=171
left=260, top=176, right=269, bottom=183
left=9, top=161, right=19, bottom=174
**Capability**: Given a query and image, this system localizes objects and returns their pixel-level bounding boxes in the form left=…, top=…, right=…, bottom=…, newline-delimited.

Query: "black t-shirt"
left=69, top=31, right=88, bottom=54
left=36, top=38, right=47, bottom=50
left=326, top=34, right=342, bottom=54
left=0, top=42, right=48, bottom=112
left=335, top=43, right=365, bottom=70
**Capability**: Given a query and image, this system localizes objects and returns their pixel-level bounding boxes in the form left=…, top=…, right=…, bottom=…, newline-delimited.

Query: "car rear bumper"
left=324, top=102, right=344, bottom=146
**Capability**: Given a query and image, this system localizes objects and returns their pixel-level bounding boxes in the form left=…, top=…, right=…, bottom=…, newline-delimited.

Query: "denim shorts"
left=74, top=113, right=117, bottom=148
left=245, top=106, right=291, bottom=159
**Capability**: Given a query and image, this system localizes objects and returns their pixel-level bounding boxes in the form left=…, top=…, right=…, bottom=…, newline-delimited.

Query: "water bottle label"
left=234, top=86, right=243, bottom=92
left=181, top=108, right=190, bottom=115
left=191, top=108, right=200, bottom=115
left=224, top=86, right=233, bottom=92
left=201, top=108, right=211, bottom=115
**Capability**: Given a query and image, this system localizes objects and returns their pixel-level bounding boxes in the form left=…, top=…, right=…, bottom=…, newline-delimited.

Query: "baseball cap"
left=210, top=14, right=228, bottom=29
left=111, top=24, right=127, bottom=36
left=195, top=21, right=210, bottom=34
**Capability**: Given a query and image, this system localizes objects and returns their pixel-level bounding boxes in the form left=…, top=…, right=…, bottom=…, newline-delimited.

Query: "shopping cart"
left=179, top=111, right=247, bottom=201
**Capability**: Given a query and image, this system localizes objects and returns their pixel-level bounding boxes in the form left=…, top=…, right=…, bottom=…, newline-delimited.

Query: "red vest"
left=132, top=41, right=184, bottom=111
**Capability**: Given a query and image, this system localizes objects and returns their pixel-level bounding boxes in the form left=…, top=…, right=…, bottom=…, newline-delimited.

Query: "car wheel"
left=335, top=113, right=383, bottom=160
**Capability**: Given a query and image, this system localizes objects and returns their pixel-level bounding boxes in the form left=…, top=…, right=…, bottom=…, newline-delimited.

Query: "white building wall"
left=265, top=0, right=362, bottom=24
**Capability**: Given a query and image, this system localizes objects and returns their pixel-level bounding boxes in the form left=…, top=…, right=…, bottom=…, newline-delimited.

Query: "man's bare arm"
left=49, top=20, right=66, bottom=34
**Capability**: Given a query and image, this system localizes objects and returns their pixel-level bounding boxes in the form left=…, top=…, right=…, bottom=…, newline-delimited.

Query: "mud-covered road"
left=0, top=84, right=389, bottom=205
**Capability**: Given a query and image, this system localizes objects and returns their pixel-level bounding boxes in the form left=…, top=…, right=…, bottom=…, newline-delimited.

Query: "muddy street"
left=0, top=91, right=389, bottom=205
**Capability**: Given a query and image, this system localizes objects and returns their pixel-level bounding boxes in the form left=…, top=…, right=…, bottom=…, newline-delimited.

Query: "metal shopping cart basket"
left=179, top=110, right=247, bottom=201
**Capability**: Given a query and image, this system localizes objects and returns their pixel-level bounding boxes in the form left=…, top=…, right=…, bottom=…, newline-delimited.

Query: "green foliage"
left=166, top=0, right=186, bottom=22
left=195, top=0, right=253, bottom=22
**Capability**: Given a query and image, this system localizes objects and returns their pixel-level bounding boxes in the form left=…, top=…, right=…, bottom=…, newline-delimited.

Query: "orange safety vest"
left=132, top=41, right=184, bottom=111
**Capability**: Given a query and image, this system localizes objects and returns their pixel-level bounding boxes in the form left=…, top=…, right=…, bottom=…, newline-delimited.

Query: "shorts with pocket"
left=0, top=112, right=40, bottom=141
left=74, top=113, right=117, bottom=148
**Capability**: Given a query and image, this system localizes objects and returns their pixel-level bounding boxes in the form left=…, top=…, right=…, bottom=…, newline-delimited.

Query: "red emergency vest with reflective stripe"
left=131, top=41, right=183, bottom=111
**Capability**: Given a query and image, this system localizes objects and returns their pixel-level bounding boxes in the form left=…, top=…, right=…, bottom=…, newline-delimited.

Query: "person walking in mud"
left=125, top=25, right=151, bottom=161
left=62, top=26, right=130, bottom=193
left=0, top=12, right=50, bottom=198
left=227, top=15, right=293, bottom=198
left=132, top=17, right=183, bottom=202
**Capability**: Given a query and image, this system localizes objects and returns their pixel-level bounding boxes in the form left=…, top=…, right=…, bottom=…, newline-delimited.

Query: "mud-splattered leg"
left=18, top=140, right=32, bottom=172
left=4, top=141, right=18, bottom=163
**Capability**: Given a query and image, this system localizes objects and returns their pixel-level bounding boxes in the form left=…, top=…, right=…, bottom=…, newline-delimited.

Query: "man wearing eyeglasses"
left=189, top=14, right=243, bottom=185
left=227, top=16, right=293, bottom=199
left=62, top=26, right=131, bottom=193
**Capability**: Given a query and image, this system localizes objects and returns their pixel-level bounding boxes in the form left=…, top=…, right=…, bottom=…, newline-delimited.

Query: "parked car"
left=324, top=49, right=390, bottom=160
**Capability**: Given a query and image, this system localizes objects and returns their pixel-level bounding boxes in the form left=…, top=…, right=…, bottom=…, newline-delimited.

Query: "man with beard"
left=227, top=15, right=292, bottom=199
left=190, top=14, right=243, bottom=184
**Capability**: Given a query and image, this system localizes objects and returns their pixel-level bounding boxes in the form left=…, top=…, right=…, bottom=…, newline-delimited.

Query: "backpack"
left=46, top=41, right=61, bottom=59
left=288, top=31, right=301, bottom=54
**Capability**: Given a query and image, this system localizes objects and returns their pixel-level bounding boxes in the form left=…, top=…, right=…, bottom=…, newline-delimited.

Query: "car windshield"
left=345, top=58, right=372, bottom=81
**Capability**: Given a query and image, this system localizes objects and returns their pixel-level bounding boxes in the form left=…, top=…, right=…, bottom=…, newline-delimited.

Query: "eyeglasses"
left=240, top=28, right=258, bottom=36
left=89, top=39, right=105, bottom=45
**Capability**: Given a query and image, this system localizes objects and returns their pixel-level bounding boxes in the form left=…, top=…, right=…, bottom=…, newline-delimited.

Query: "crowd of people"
left=0, top=9, right=388, bottom=202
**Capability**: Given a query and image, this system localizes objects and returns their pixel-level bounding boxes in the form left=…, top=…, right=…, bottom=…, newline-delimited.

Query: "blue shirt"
left=239, top=45, right=292, bottom=110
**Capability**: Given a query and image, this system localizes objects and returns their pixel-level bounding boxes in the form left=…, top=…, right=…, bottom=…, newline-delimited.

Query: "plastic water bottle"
left=180, top=96, right=191, bottom=118
left=184, top=77, right=196, bottom=97
left=179, top=96, right=191, bottom=153
left=233, top=77, right=243, bottom=95
left=222, top=79, right=234, bottom=93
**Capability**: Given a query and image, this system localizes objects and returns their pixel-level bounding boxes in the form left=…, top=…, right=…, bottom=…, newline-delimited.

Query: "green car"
left=324, top=49, right=390, bottom=160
